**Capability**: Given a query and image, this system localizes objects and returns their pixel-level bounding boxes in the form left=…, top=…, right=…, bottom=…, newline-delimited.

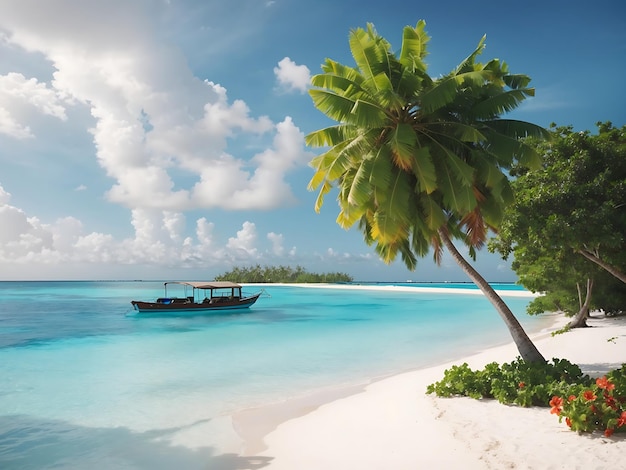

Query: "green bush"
left=426, top=358, right=592, bottom=407
left=552, top=365, right=626, bottom=436
left=427, top=359, right=626, bottom=436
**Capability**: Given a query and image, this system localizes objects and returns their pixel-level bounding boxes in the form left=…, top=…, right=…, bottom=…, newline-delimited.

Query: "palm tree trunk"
left=438, top=228, right=546, bottom=363
left=566, top=278, right=593, bottom=328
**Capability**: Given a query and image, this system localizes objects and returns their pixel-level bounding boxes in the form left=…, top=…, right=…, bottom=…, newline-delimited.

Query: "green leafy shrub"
left=426, top=358, right=592, bottom=407
left=551, top=365, right=626, bottom=436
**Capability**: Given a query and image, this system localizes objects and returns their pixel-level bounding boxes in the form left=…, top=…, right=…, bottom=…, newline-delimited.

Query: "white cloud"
left=274, top=57, right=311, bottom=93
left=0, top=1, right=309, bottom=213
left=191, top=116, right=313, bottom=210
left=226, top=221, right=259, bottom=258
left=0, top=72, right=68, bottom=139
left=267, top=232, right=284, bottom=256
left=0, top=189, right=280, bottom=269
left=0, top=185, right=12, bottom=204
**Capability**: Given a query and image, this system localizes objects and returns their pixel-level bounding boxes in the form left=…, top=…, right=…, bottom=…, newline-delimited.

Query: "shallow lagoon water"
left=0, top=281, right=549, bottom=469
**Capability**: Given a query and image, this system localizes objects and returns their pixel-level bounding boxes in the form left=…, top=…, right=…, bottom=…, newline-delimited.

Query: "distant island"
left=214, top=265, right=353, bottom=283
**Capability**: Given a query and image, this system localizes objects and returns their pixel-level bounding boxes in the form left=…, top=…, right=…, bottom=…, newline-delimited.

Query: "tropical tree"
left=305, top=22, right=550, bottom=362
left=490, top=122, right=626, bottom=326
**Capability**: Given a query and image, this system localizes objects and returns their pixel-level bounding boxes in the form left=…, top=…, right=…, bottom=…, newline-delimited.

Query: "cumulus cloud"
left=267, top=232, right=284, bottom=256
left=0, top=72, right=68, bottom=138
left=0, top=0, right=309, bottom=213
left=0, top=184, right=281, bottom=269
left=274, top=57, right=311, bottom=93
left=226, top=221, right=259, bottom=258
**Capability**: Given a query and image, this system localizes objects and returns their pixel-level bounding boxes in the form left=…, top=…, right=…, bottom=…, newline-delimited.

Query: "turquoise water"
left=0, top=281, right=547, bottom=469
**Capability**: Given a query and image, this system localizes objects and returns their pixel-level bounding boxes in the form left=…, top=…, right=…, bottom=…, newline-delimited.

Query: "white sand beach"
left=240, top=311, right=626, bottom=469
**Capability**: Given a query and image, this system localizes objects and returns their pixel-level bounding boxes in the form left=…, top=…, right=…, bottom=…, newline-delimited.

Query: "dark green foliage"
left=214, top=264, right=353, bottom=283
left=426, top=358, right=592, bottom=407
left=490, top=122, right=626, bottom=317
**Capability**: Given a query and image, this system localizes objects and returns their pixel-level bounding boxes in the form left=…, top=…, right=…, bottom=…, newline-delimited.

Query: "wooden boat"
left=131, top=281, right=262, bottom=313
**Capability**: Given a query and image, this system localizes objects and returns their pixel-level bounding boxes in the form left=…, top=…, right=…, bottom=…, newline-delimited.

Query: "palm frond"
left=435, top=156, right=477, bottom=213
left=389, top=123, right=418, bottom=171
left=369, top=146, right=394, bottom=192
left=320, top=60, right=365, bottom=87
left=473, top=155, right=505, bottom=189
left=395, top=67, right=427, bottom=97
left=311, top=72, right=364, bottom=96
left=453, top=35, right=486, bottom=74
left=419, top=195, right=447, bottom=230
left=409, top=146, right=437, bottom=194
left=312, top=180, right=332, bottom=213
left=309, top=89, right=358, bottom=123
left=305, top=125, right=355, bottom=148
left=398, top=239, right=418, bottom=270
left=460, top=207, right=488, bottom=248
left=350, top=99, right=388, bottom=127
left=347, top=157, right=375, bottom=207
left=399, top=21, right=429, bottom=73
left=503, top=73, right=532, bottom=89
left=485, top=119, right=551, bottom=140
left=349, top=25, right=390, bottom=86
left=370, top=170, right=411, bottom=243
left=481, top=125, right=546, bottom=169
left=369, top=73, right=405, bottom=109
left=469, top=88, right=536, bottom=119
left=421, top=70, right=491, bottom=114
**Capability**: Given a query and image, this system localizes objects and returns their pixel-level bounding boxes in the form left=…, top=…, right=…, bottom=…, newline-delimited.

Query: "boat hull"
left=131, top=292, right=261, bottom=314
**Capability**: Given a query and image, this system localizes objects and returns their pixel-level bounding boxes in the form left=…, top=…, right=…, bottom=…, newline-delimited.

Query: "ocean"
left=0, top=281, right=550, bottom=469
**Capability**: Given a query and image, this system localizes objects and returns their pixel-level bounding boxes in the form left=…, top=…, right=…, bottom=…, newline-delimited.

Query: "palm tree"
left=306, top=22, right=550, bottom=362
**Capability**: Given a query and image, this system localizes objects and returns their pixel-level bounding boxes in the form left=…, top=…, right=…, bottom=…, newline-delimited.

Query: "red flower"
left=568, top=395, right=576, bottom=402
left=518, top=382, right=525, bottom=389
left=605, top=396, right=617, bottom=410
left=604, top=428, right=614, bottom=437
left=565, top=417, right=572, bottom=428
left=618, top=411, right=626, bottom=428
left=583, top=390, right=597, bottom=402
left=549, top=396, right=563, bottom=415
left=596, top=376, right=615, bottom=391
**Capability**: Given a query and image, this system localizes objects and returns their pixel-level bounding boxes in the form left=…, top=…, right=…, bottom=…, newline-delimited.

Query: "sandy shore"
left=246, top=313, right=626, bottom=469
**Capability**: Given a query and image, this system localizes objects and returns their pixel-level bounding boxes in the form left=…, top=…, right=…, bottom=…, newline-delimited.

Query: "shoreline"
left=248, top=282, right=541, bottom=298
left=235, top=313, right=626, bottom=469
left=231, top=311, right=561, bottom=455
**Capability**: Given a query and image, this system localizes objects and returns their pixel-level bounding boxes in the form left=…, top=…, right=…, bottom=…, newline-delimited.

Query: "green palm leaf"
left=305, top=125, right=354, bottom=148
left=503, top=73, right=532, bottom=89
left=412, top=146, right=438, bottom=194
left=421, top=70, right=491, bottom=113
left=390, top=123, right=418, bottom=169
left=453, top=35, right=486, bottom=74
left=311, top=73, right=364, bottom=96
left=420, top=195, right=447, bottom=230
left=347, top=157, right=375, bottom=207
left=349, top=24, right=389, bottom=88
left=350, top=99, right=388, bottom=127
left=485, top=119, right=551, bottom=140
left=399, top=21, right=429, bottom=72
left=469, top=88, right=536, bottom=118
left=309, top=89, right=358, bottom=122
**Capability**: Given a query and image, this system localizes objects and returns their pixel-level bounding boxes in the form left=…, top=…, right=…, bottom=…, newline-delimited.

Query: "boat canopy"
left=164, top=281, right=243, bottom=289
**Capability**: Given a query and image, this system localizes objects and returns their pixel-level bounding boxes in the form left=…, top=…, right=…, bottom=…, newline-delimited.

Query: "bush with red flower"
left=551, top=366, right=626, bottom=436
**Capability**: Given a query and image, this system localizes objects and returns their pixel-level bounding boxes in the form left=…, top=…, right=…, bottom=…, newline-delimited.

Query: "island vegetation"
left=214, top=265, right=353, bottom=283
left=490, top=122, right=626, bottom=328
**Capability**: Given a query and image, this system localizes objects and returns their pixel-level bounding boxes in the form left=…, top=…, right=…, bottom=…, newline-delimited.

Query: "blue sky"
left=0, top=0, right=624, bottom=282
